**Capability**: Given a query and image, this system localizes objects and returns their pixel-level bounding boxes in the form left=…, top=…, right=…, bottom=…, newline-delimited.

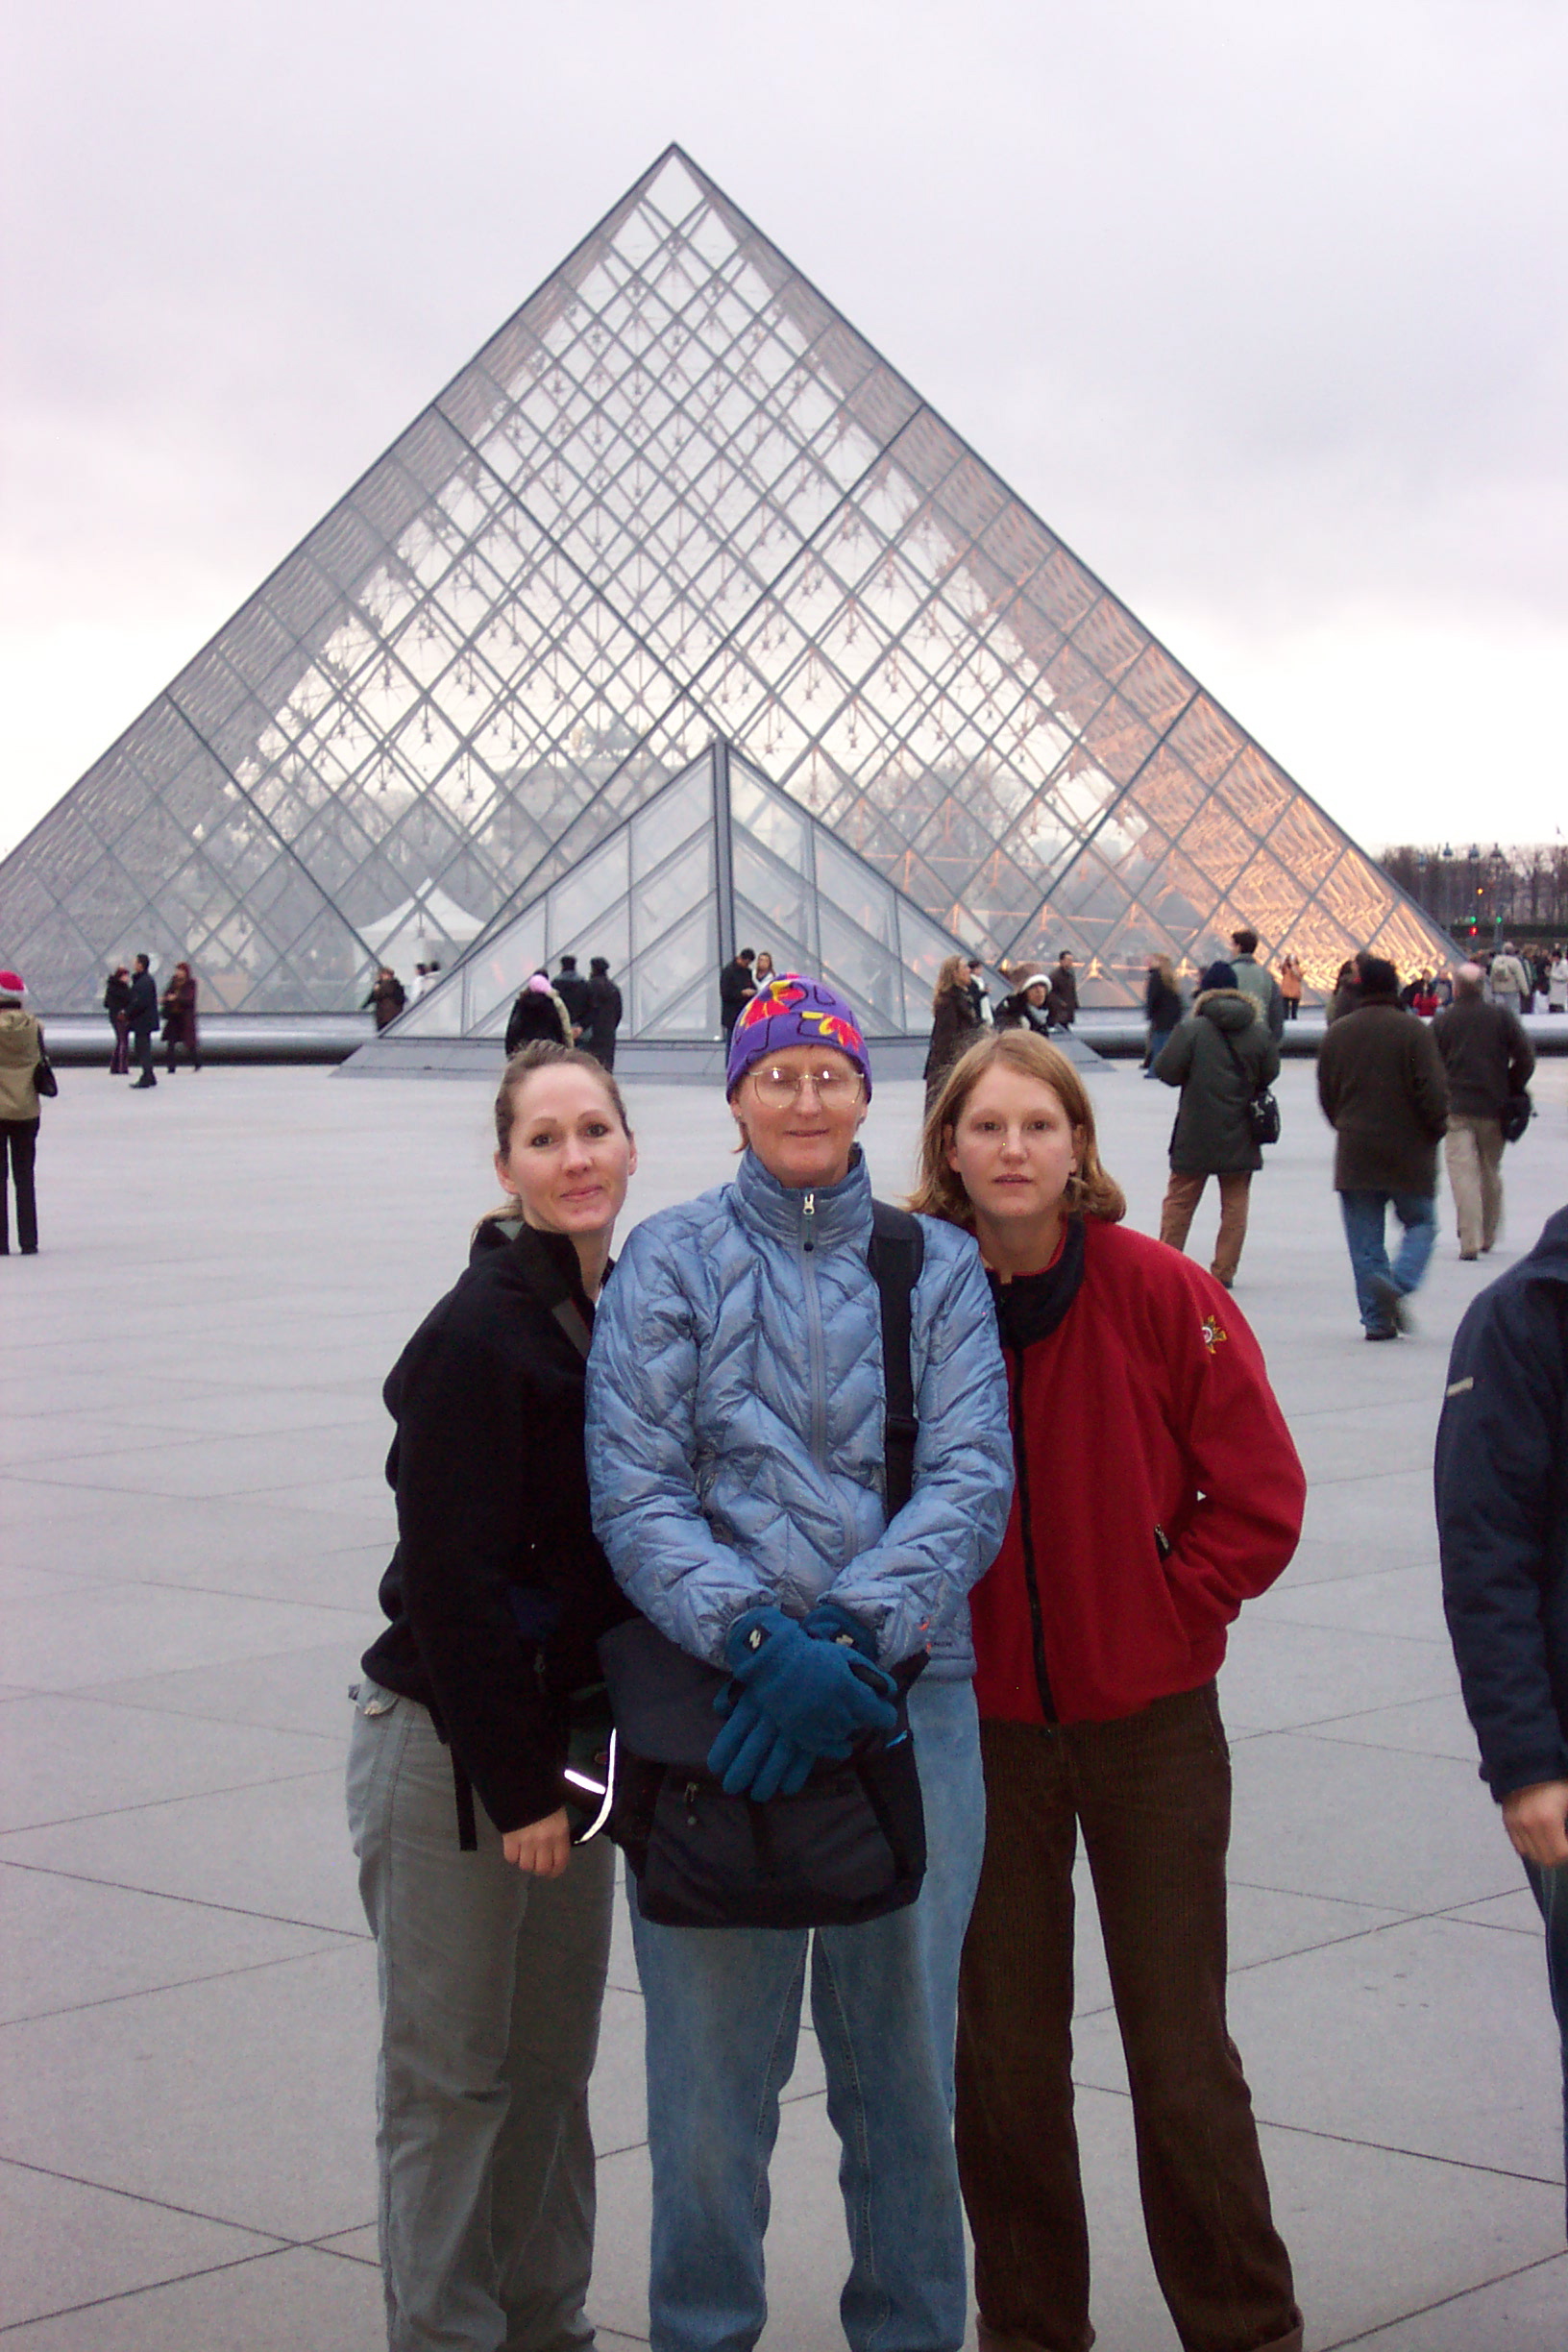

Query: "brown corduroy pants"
left=955, top=1691, right=1302, bottom=2352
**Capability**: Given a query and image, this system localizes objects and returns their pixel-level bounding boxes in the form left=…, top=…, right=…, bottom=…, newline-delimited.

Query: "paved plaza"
left=2, top=1049, right=1566, bottom=2349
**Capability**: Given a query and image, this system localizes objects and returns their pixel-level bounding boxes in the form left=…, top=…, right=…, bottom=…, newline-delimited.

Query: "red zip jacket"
left=971, top=1217, right=1304, bottom=1725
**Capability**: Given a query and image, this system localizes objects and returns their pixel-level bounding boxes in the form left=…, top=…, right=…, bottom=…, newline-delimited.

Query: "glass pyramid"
left=398, top=738, right=971, bottom=1041
left=0, top=146, right=1452, bottom=1016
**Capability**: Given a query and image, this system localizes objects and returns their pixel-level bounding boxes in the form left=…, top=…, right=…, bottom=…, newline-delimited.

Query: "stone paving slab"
left=1, top=1058, right=1564, bottom=2345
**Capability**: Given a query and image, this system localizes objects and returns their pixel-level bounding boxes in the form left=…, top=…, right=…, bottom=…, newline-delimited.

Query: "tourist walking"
left=553, top=955, right=591, bottom=1038
left=0, top=970, right=45, bottom=1257
left=585, top=973, right=1013, bottom=2352
left=1315, top=955, right=1450, bottom=1338
left=924, top=953, right=981, bottom=1108
left=719, top=946, right=757, bottom=1041
left=104, top=966, right=132, bottom=1074
left=1437, top=1205, right=1568, bottom=2226
left=1432, top=963, right=1534, bottom=1260
left=348, top=1041, right=637, bottom=2352
left=1549, top=948, right=1568, bottom=1014
left=1154, top=960, right=1280, bottom=1288
left=366, top=967, right=406, bottom=1031
left=160, top=961, right=200, bottom=1072
left=915, top=1027, right=1305, bottom=2352
left=127, top=953, right=159, bottom=1088
left=1279, top=952, right=1303, bottom=1020
left=1488, top=943, right=1530, bottom=1017
left=503, top=971, right=574, bottom=1054
left=583, top=956, right=623, bottom=1071
left=1141, top=952, right=1183, bottom=1075
left=1230, top=928, right=1285, bottom=1039
left=1045, top=950, right=1078, bottom=1031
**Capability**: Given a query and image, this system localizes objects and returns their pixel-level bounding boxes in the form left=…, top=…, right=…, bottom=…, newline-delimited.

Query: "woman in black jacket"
left=347, top=1041, right=637, bottom=2352
left=924, top=953, right=981, bottom=1107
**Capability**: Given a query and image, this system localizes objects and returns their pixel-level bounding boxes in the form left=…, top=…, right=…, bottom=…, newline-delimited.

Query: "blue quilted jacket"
left=585, top=1147, right=1013, bottom=1678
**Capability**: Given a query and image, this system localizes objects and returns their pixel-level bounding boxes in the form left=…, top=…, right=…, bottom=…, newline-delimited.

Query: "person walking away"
left=365, top=967, right=406, bottom=1032
left=1279, top=952, right=1303, bottom=1021
left=585, top=975, right=1013, bottom=2352
left=1141, top=953, right=1184, bottom=1076
left=1488, top=942, right=1530, bottom=1017
left=1550, top=948, right=1568, bottom=1015
left=1230, top=929, right=1285, bottom=1040
left=504, top=972, right=574, bottom=1055
left=924, top=954, right=981, bottom=1110
left=583, top=956, right=623, bottom=1072
left=0, top=970, right=44, bottom=1256
left=1315, top=954, right=1449, bottom=1338
left=1436, top=1205, right=1568, bottom=2232
left=1154, top=961, right=1279, bottom=1289
left=104, top=966, right=132, bottom=1074
left=349, top=1041, right=638, bottom=2352
left=127, top=953, right=159, bottom=1088
left=719, top=946, right=756, bottom=1041
left=160, top=961, right=200, bottom=1072
left=1432, top=963, right=1533, bottom=1261
left=916, top=1027, right=1306, bottom=2352
left=1045, top=950, right=1077, bottom=1031
left=554, top=955, right=591, bottom=1040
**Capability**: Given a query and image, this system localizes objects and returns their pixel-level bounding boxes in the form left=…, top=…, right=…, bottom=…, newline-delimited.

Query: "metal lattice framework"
left=0, top=146, right=1452, bottom=1018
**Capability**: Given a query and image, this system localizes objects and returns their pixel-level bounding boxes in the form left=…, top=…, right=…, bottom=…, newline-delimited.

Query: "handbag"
left=34, top=1047, right=58, bottom=1100
left=1502, top=1090, right=1532, bottom=1145
left=1220, top=1028, right=1280, bottom=1146
left=597, top=1200, right=932, bottom=1930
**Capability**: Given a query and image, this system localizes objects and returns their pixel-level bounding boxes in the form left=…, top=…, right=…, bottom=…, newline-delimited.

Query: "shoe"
left=1364, top=1324, right=1400, bottom=1341
left=1369, top=1274, right=1411, bottom=1335
left=19, top=1246, right=37, bottom=1256
left=132, top=1076, right=157, bottom=1089
left=1458, top=1251, right=1479, bottom=1262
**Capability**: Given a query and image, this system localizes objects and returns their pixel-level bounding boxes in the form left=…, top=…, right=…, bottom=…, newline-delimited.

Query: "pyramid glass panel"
left=0, top=148, right=1453, bottom=1014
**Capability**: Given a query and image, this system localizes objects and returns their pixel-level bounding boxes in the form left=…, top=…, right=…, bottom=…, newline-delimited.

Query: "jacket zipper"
left=1009, top=1340, right=1057, bottom=1723
left=800, top=1192, right=828, bottom=1470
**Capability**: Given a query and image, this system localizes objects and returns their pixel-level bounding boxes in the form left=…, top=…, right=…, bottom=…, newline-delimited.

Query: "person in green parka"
left=1154, top=960, right=1281, bottom=1289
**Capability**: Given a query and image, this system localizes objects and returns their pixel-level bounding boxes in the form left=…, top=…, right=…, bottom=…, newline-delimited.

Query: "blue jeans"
left=1338, top=1188, right=1436, bottom=1334
left=628, top=1677, right=985, bottom=2352
left=1524, top=1858, right=1568, bottom=2231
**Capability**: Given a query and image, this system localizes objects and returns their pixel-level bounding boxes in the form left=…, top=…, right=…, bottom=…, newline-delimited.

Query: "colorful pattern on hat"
left=725, top=974, right=872, bottom=1099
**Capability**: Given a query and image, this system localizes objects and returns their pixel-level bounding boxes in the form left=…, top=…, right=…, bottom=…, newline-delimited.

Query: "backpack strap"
left=868, top=1202, right=925, bottom=1520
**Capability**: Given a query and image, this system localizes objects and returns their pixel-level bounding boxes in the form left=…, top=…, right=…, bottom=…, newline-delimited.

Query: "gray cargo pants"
left=348, top=1678, right=615, bottom=2352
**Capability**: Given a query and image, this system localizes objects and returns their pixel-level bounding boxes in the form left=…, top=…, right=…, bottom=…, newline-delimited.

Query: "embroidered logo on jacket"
left=1201, top=1313, right=1229, bottom=1357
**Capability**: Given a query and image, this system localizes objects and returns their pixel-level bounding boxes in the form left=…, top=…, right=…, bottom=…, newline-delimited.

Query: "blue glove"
left=723, top=1606, right=898, bottom=1754
left=800, top=1599, right=880, bottom=1658
left=706, top=1693, right=817, bottom=1799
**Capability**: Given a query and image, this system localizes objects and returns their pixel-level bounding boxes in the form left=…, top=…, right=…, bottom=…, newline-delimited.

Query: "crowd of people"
left=341, top=949, right=1564, bottom=2352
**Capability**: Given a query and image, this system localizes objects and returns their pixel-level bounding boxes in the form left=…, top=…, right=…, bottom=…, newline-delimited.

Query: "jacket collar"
left=732, top=1142, right=872, bottom=1248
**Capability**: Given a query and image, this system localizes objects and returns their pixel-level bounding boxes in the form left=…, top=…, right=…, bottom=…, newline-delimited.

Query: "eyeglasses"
left=748, top=1063, right=863, bottom=1106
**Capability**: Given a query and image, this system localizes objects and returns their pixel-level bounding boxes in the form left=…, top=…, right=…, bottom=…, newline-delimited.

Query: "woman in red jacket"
left=913, top=1026, right=1306, bottom=2352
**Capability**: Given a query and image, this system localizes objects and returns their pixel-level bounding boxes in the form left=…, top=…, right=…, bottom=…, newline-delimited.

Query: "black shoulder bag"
left=597, top=1200, right=931, bottom=1930
left=1220, top=1027, right=1281, bottom=1147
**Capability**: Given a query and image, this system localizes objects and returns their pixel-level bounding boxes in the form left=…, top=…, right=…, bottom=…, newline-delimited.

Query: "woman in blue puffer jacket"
left=586, top=973, right=1012, bottom=2352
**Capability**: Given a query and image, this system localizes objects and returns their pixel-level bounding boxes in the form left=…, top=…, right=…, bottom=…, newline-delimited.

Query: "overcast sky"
left=2, top=0, right=1563, bottom=866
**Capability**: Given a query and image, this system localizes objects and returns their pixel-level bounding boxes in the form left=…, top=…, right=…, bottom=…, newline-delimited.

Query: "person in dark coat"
left=1045, top=952, right=1078, bottom=1030
left=553, top=955, right=591, bottom=1038
left=127, top=954, right=159, bottom=1088
left=1436, top=1205, right=1568, bottom=2217
left=365, top=967, right=406, bottom=1031
left=1141, top=954, right=1184, bottom=1076
left=719, top=947, right=756, bottom=1040
left=104, top=967, right=131, bottom=1075
left=583, top=956, right=623, bottom=1071
left=1154, top=962, right=1281, bottom=1288
left=159, top=961, right=200, bottom=1072
left=1230, top=930, right=1285, bottom=1041
left=1315, top=954, right=1450, bottom=1338
left=349, top=1041, right=637, bottom=2352
left=995, top=966, right=1051, bottom=1036
left=504, top=972, right=574, bottom=1055
left=1327, top=959, right=1360, bottom=1024
left=923, top=954, right=981, bottom=1107
left=0, top=970, right=44, bottom=1254
left=1433, top=962, right=1535, bottom=1260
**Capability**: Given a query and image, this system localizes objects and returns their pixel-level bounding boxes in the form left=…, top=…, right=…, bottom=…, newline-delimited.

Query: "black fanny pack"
left=598, top=1614, right=926, bottom=1929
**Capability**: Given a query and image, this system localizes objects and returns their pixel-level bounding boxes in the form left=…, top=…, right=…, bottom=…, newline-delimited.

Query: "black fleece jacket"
left=362, top=1220, right=631, bottom=1833
left=1437, top=1207, right=1568, bottom=1801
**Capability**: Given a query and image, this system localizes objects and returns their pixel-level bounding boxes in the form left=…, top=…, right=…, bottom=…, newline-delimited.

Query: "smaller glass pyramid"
left=393, top=738, right=970, bottom=1041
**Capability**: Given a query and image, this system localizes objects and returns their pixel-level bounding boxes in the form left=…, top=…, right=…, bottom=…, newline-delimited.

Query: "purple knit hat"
left=725, top=974, right=872, bottom=1100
